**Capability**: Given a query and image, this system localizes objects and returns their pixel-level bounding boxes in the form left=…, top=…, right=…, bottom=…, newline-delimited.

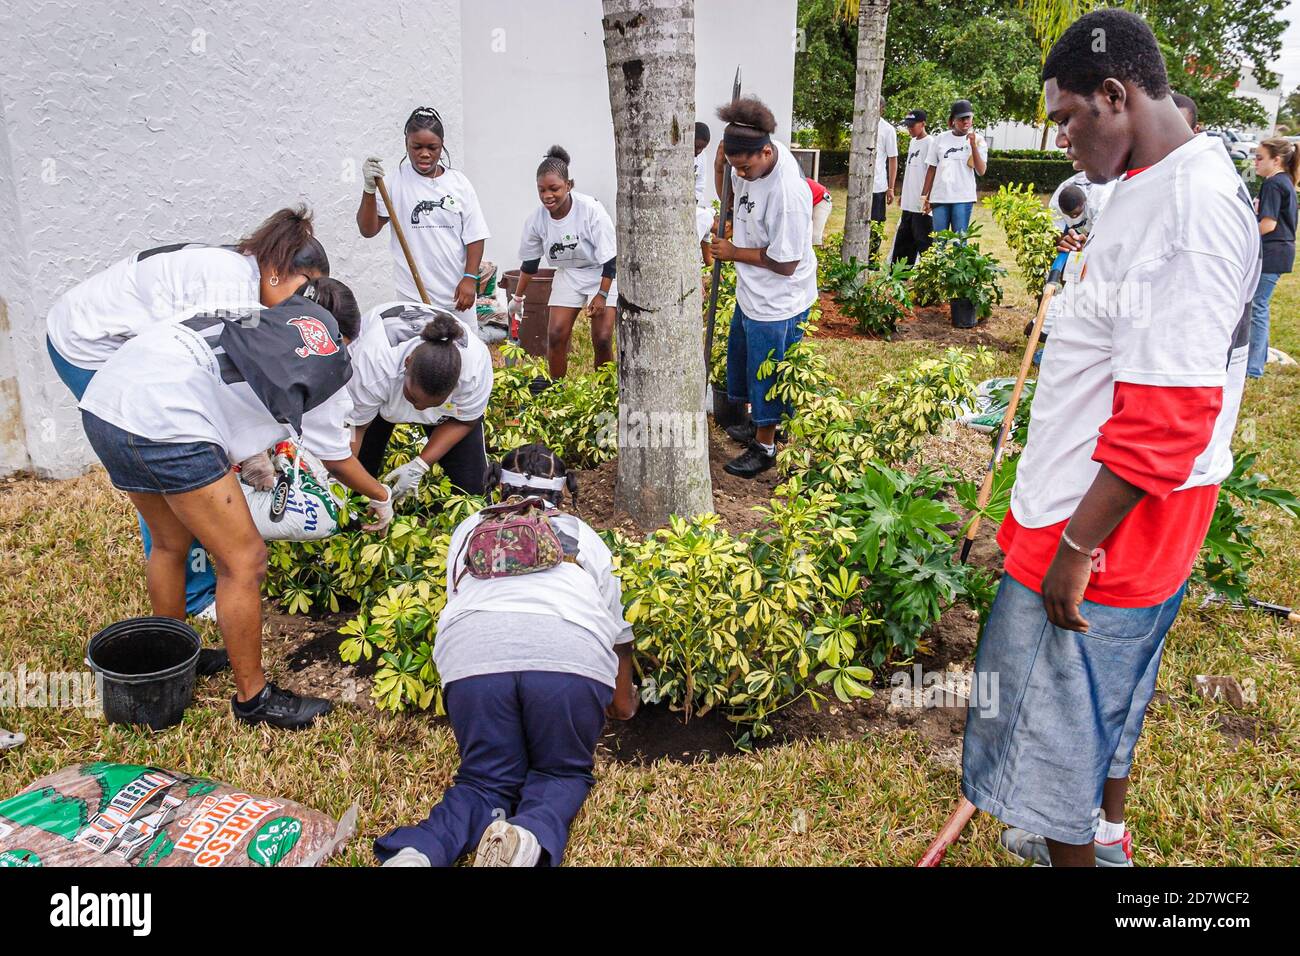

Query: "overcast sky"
left=1274, top=2, right=1300, bottom=92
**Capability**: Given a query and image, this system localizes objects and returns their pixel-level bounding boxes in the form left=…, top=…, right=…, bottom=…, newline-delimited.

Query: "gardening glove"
left=382, top=456, right=430, bottom=504
left=507, top=294, right=526, bottom=317
left=237, top=452, right=275, bottom=492
left=362, top=486, right=394, bottom=533
left=363, top=156, right=386, bottom=195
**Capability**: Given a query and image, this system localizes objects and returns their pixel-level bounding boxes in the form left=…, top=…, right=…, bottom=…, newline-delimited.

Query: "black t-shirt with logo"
left=1258, top=172, right=1296, bottom=274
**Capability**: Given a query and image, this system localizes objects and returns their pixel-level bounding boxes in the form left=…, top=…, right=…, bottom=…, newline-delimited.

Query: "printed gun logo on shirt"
left=410, top=194, right=460, bottom=228
left=548, top=234, right=581, bottom=264
left=288, top=316, right=340, bottom=359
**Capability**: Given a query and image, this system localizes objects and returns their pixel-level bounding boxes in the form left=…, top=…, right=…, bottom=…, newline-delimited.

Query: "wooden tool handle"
left=960, top=282, right=1056, bottom=561
left=917, top=797, right=977, bottom=867
left=376, top=177, right=431, bottom=306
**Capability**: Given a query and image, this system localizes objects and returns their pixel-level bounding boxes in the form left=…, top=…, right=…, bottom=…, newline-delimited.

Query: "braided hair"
left=407, top=313, right=466, bottom=402
left=403, top=106, right=452, bottom=168
left=489, top=443, right=578, bottom=507
left=536, top=145, right=571, bottom=182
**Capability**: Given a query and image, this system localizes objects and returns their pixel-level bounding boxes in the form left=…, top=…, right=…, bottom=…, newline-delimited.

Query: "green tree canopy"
left=793, top=0, right=1290, bottom=148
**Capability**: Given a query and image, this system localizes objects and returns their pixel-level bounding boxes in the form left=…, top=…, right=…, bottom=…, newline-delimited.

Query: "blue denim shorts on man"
left=725, top=303, right=809, bottom=426
left=81, top=410, right=231, bottom=495
left=961, top=573, right=1186, bottom=845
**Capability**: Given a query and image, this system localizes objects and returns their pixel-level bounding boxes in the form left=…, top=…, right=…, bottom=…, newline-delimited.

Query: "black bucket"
left=711, top=387, right=748, bottom=429
left=950, top=298, right=978, bottom=329
left=86, top=617, right=201, bottom=730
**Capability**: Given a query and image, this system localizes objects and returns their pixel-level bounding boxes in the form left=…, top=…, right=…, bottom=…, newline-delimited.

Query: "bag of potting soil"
left=0, top=762, right=357, bottom=868
left=958, top=377, right=1022, bottom=433
left=240, top=448, right=341, bottom=541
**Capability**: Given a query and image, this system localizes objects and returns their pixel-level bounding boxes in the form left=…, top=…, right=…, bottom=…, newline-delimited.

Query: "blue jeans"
left=725, top=304, right=809, bottom=426
left=930, top=201, right=974, bottom=235
left=49, top=336, right=217, bottom=615
left=961, top=574, right=1186, bottom=845
left=373, top=670, right=612, bottom=867
left=1247, top=271, right=1280, bottom=378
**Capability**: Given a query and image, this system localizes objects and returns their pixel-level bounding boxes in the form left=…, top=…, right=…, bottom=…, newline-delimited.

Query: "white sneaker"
left=195, top=602, right=218, bottom=623
left=0, top=728, right=25, bottom=751
left=382, top=846, right=432, bottom=867
left=473, top=821, right=541, bottom=867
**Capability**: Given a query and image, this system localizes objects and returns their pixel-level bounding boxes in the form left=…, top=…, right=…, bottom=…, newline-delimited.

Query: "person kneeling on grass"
left=376, top=443, right=638, bottom=868
left=710, top=95, right=818, bottom=479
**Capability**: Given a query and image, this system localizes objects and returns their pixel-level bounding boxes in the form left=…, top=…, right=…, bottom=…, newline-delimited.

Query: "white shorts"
left=812, top=200, right=832, bottom=245
left=549, top=267, right=618, bottom=309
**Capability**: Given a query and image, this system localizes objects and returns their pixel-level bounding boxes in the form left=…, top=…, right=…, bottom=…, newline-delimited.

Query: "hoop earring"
left=269, top=275, right=280, bottom=287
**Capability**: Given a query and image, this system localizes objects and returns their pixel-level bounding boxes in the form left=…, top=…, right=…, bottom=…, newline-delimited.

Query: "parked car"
left=1206, top=128, right=1249, bottom=161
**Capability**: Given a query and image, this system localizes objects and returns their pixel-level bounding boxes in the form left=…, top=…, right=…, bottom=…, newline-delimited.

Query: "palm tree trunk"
left=601, top=0, right=714, bottom=526
left=843, top=0, right=891, bottom=263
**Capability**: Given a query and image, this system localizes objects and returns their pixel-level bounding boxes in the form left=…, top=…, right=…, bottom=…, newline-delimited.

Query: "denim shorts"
left=81, top=410, right=231, bottom=495
left=961, top=574, right=1185, bottom=845
left=725, top=303, right=809, bottom=426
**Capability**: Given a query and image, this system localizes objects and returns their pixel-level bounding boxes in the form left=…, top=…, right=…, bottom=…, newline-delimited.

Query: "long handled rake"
left=376, top=175, right=432, bottom=306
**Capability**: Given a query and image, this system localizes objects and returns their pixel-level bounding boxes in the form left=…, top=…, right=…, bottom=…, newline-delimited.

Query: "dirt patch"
left=262, top=610, right=378, bottom=712
left=574, top=423, right=781, bottom=536
left=1216, top=713, right=1275, bottom=747
left=813, top=291, right=1018, bottom=352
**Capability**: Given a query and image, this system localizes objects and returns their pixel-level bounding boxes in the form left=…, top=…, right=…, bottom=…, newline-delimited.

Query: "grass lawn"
left=1, top=193, right=1297, bottom=866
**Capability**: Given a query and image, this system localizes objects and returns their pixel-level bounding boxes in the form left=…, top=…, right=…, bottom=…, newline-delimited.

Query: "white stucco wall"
left=0, top=0, right=463, bottom=477
left=459, top=0, right=797, bottom=269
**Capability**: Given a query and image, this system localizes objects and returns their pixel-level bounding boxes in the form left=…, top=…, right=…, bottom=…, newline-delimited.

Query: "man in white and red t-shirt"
left=961, top=9, right=1259, bottom=868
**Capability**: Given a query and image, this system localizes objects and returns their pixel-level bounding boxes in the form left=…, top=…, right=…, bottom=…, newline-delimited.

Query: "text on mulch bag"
left=175, top=792, right=282, bottom=866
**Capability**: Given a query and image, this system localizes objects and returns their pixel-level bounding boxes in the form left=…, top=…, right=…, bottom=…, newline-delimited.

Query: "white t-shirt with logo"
left=519, top=190, right=617, bottom=293
left=900, top=134, right=931, bottom=213
left=729, top=141, right=818, bottom=322
left=78, top=312, right=310, bottom=462
left=1013, top=133, right=1259, bottom=527
left=346, top=301, right=494, bottom=427
left=47, top=245, right=260, bottom=369
left=925, top=130, right=987, bottom=204
left=384, top=162, right=490, bottom=308
left=873, top=117, right=900, bottom=194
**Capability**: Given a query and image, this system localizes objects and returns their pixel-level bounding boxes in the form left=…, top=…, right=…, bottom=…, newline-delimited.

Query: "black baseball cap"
left=903, top=109, right=927, bottom=125
left=949, top=99, right=974, bottom=120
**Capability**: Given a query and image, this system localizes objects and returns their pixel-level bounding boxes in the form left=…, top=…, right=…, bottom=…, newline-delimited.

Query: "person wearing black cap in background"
left=921, top=99, right=987, bottom=235
left=891, top=109, right=934, bottom=265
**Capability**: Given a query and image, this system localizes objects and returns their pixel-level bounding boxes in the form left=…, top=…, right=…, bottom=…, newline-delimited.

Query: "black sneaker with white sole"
left=723, top=441, right=776, bottom=479
left=231, top=682, right=332, bottom=730
left=724, top=420, right=785, bottom=445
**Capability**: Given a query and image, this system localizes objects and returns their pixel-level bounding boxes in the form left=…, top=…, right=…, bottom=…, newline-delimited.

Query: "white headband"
left=500, top=468, right=567, bottom=491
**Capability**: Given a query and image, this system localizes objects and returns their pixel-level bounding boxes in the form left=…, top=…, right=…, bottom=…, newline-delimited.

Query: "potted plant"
left=913, top=225, right=1005, bottom=328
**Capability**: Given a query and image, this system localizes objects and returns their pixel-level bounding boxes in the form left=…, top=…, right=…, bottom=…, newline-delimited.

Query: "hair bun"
left=545, top=144, right=571, bottom=165
left=420, top=313, right=466, bottom=346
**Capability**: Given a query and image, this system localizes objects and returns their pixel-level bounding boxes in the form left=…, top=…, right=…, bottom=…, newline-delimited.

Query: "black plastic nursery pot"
left=711, top=386, right=748, bottom=429
left=86, top=617, right=201, bottom=730
left=950, top=297, right=978, bottom=329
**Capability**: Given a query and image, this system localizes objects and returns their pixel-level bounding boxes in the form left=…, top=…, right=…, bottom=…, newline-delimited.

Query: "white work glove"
left=237, top=452, right=275, bottom=492
left=363, top=156, right=386, bottom=195
left=382, top=456, right=430, bottom=504
left=362, top=486, right=394, bottom=533
left=507, top=294, right=525, bottom=317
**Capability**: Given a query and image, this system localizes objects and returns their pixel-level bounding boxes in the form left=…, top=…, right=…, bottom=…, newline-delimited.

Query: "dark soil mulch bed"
left=815, top=290, right=1019, bottom=353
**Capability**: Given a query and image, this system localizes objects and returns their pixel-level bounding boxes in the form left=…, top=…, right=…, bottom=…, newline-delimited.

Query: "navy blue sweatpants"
left=374, top=671, right=612, bottom=867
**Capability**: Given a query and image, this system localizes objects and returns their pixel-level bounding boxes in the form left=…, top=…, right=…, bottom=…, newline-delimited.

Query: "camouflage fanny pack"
left=452, top=497, right=572, bottom=592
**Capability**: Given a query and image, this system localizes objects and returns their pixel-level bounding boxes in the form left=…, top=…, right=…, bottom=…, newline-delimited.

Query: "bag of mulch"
left=240, top=446, right=340, bottom=541
left=0, top=762, right=356, bottom=868
left=476, top=260, right=498, bottom=298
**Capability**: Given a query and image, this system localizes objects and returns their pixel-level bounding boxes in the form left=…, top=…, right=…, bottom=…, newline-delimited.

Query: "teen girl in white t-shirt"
left=509, top=146, right=618, bottom=379
left=357, top=106, right=491, bottom=325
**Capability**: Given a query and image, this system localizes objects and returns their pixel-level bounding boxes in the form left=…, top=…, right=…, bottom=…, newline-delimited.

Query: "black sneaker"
left=231, top=682, right=332, bottom=730
left=723, top=441, right=776, bottom=479
left=528, top=375, right=554, bottom=395
left=196, top=648, right=230, bottom=676
left=724, top=421, right=785, bottom=445
left=724, top=420, right=757, bottom=444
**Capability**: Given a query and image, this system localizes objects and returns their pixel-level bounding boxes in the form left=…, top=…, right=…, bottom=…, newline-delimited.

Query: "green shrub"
left=912, top=225, right=1005, bottom=317
left=1195, top=453, right=1300, bottom=601
left=839, top=260, right=914, bottom=338
left=983, top=183, right=1058, bottom=297
left=979, top=156, right=1076, bottom=192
